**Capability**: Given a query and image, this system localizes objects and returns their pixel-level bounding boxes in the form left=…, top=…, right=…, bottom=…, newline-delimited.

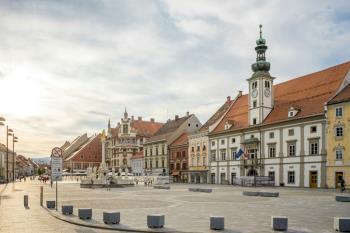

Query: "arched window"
left=123, top=124, right=128, bottom=133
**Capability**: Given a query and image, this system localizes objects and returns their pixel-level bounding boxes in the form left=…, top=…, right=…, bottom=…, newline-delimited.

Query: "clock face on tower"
left=264, top=88, right=270, bottom=97
left=252, top=89, right=258, bottom=98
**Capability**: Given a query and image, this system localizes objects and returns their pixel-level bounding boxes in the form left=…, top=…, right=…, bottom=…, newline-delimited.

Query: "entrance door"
left=247, top=169, right=258, bottom=176
left=335, top=172, right=344, bottom=188
left=211, top=173, right=216, bottom=184
left=310, top=171, right=318, bottom=188
left=220, top=173, right=226, bottom=184
left=231, top=173, right=236, bottom=185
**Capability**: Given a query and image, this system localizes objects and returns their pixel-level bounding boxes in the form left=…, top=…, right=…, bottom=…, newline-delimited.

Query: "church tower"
left=248, top=25, right=274, bottom=125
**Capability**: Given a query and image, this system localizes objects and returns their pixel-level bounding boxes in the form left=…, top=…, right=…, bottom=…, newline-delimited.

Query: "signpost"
left=51, top=147, right=63, bottom=211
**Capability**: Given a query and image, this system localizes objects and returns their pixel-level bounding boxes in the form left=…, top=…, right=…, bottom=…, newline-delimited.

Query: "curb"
left=43, top=206, right=196, bottom=233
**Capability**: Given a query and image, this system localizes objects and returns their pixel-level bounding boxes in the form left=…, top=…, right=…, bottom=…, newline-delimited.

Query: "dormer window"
left=224, top=120, right=234, bottom=130
left=288, top=106, right=299, bottom=118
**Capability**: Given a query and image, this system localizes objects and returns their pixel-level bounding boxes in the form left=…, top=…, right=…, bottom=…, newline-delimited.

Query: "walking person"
left=340, top=178, right=346, bottom=193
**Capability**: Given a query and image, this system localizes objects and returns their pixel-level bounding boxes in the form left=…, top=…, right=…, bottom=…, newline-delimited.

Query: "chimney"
left=131, top=115, right=134, bottom=120
left=150, top=118, right=155, bottom=122
left=227, top=96, right=231, bottom=102
left=186, top=111, right=189, bottom=116
left=138, top=116, right=142, bottom=121
left=175, top=115, right=179, bottom=120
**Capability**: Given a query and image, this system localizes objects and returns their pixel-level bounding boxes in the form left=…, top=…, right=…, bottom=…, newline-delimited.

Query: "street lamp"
left=0, top=117, right=5, bottom=178
left=13, top=135, right=18, bottom=183
left=6, top=127, right=13, bottom=182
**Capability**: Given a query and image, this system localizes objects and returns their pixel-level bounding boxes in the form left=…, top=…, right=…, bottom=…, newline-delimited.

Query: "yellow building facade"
left=326, top=83, right=350, bottom=188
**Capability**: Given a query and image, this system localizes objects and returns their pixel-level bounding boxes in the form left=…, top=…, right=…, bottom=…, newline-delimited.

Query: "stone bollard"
left=103, top=212, right=120, bottom=224
left=62, top=205, right=74, bottom=215
left=78, top=208, right=92, bottom=220
left=210, top=216, right=225, bottom=230
left=40, top=186, right=43, bottom=206
left=147, top=214, right=165, bottom=228
left=271, top=216, right=288, bottom=231
left=24, top=194, right=29, bottom=207
left=334, top=217, right=350, bottom=232
left=46, top=201, right=55, bottom=209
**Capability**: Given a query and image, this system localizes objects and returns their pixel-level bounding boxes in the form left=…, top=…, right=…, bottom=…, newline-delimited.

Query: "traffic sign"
left=51, top=147, right=63, bottom=181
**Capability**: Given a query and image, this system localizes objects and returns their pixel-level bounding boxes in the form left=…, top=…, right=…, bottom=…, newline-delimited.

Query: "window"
left=203, top=157, right=206, bottom=166
left=156, top=147, right=158, bottom=155
left=188, top=123, right=191, bottom=127
left=150, top=148, right=153, bottom=156
left=268, top=144, right=276, bottom=158
left=268, top=171, right=275, bottom=181
left=155, top=160, right=159, bottom=168
left=288, top=129, right=294, bottom=136
left=145, top=161, right=147, bottom=169
left=253, top=118, right=257, bottom=125
left=162, top=160, right=165, bottom=168
left=191, top=147, right=194, bottom=152
left=220, top=150, right=226, bottom=161
left=287, top=142, right=296, bottom=157
left=265, top=80, right=270, bottom=88
left=269, top=132, right=274, bottom=139
left=336, top=127, right=343, bottom=137
left=203, top=145, right=206, bottom=151
left=289, top=111, right=294, bottom=117
left=231, top=148, right=237, bottom=160
left=211, top=141, right=215, bottom=146
left=211, top=152, right=216, bottom=161
left=309, top=141, right=318, bottom=155
left=310, top=126, right=317, bottom=133
left=145, top=150, right=147, bottom=156
left=197, top=145, right=200, bottom=152
left=221, top=139, right=225, bottom=145
left=336, top=107, right=343, bottom=117
left=252, top=81, right=257, bottom=89
left=336, top=150, right=343, bottom=160
left=162, top=145, right=165, bottom=154
left=231, top=138, right=236, bottom=143
left=253, top=100, right=257, bottom=108
left=288, top=171, right=295, bottom=184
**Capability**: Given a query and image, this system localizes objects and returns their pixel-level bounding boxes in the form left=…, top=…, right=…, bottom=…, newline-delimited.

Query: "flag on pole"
left=235, top=149, right=244, bottom=160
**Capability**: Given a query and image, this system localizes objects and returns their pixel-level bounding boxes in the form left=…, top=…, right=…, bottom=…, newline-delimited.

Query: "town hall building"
left=208, top=25, right=350, bottom=188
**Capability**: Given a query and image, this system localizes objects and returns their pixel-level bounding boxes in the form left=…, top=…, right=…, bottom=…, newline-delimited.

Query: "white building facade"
left=208, top=26, right=349, bottom=188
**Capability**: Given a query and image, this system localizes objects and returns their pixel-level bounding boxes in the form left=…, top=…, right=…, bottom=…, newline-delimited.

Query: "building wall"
left=326, top=102, right=350, bottom=188
left=170, top=143, right=189, bottom=182
left=131, top=158, right=144, bottom=176
left=144, top=141, right=168, bottom=175
left=209, top=117, right=327, bottom=187
left=65, top=135, right=102, bottom=171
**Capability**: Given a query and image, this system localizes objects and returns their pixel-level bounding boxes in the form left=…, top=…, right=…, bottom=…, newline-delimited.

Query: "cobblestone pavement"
left=1, top=180, right=350, bottom=233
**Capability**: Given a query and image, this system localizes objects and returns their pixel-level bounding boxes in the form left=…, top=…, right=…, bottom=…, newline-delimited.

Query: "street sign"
left=51, top=147, right=63, bottom=181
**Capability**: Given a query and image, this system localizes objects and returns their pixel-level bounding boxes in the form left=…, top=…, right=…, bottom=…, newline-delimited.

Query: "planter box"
left=78, top=208, right=92, bottom=220
left=103, top=212, right=120, bottom=224
left=46, top=201, right=55, bottom=209
left=334, top=217, right=350, bottom=232
left=336, top=196, right=350, bottom=202
left=62, top=205, right=73, bottom=215
left=147, top=214, right=165, bottom=228
left=210, top=216, right=224, bottom=230
left=271, top=216, right=288, bottom=231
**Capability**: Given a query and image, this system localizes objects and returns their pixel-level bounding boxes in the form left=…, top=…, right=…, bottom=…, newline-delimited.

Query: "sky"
left=0, top=0, right=349, bottom=158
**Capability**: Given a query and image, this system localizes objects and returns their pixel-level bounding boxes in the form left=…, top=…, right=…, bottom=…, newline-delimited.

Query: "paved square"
left=1, top=180, right=350, bottom=233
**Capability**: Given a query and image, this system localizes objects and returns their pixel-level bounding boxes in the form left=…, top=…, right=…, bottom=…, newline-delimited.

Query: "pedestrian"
left=340, top=178, right=346, bottom=193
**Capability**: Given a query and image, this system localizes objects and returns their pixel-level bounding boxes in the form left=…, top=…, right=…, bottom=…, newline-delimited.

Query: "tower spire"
left=108, top=118, right=111, bottom=130
left=251, top=24, right=271, bottom=76
left=124, top=107, right=128, bottom=119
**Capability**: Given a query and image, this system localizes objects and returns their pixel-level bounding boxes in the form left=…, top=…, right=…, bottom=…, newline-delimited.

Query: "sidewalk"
left=0, top=181, right=117, bottom=233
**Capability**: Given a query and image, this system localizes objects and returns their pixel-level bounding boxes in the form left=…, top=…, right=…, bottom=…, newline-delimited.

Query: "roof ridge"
left=274, top=60, right=350, bottom=88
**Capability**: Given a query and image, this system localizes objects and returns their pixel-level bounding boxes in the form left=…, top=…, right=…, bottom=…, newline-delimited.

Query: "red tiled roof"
left=213, top=61, right=350, bottom=133
left=328, top=82, right=350, bottom=105
left=131, top=120, right=163, bottom=137
left=131, top=150, right=144, bottom=159
left=170, top=133, right=188, bottom=147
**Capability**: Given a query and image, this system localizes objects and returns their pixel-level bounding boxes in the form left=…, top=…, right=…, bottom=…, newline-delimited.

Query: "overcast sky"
left=0, top=0, right=349, bottom=157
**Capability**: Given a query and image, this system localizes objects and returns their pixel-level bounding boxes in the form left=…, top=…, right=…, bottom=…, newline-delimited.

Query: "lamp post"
left=6, top=127, right=13, bottom=182
left=0, top=117, right=5, bottom=178
left=13, top=135, right=18, bottom=182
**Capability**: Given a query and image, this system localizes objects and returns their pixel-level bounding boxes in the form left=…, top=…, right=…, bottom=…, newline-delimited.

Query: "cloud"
left=0, top=0, right=349, bottom=157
